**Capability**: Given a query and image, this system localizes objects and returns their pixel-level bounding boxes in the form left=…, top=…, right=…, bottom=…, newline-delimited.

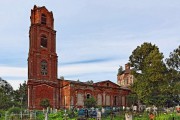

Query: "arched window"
left=41, top=14, right=46, bottom=25
left=40, top=35, right=47, bottom=48
left=41, top=60, right=48, bottom=75
left=86, top=93, right=91, bottom=99
left=114, top=96, right=117, bottom=106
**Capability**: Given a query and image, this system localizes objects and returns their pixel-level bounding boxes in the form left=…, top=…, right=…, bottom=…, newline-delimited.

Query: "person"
left=149, top=112, right=155, bottom=120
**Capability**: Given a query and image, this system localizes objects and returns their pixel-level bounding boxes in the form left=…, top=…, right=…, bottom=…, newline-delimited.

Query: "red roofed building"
left=27, top=5, right=130, bottom=110
left=60, top=79, right=130, bottom=109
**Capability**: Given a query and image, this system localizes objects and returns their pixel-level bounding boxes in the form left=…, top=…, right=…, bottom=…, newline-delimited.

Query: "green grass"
left=155, top=113, right=180, bottom=120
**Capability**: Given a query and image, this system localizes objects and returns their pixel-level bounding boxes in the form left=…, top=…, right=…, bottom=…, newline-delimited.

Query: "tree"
left=84, top=97, right=97, bottom=108
left=0, top=79, right=28, bottom=110
left=129, top=42, right=169, bottom=107
left=166, top=45, right=180, bottom=70
left=165, top=45, right=180, bottom=106
left=0, top=78, right=14, bottom=110
left=129, top=42, right=158, bottom=74
left=60, top=76, right=64, bottom=80
left=87, top=80, right=93, bottom=85
left=13, top=81, right=28, bottom=109
left=40, top=98, right=50, bottom=109
left=0, top=87, right=13, bottom=109
left=127, top=93, right=138, bottom=106
left=117, top=66, right=123, bottom=75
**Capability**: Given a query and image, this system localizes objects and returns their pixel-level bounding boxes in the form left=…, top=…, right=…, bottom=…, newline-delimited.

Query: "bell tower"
left=27, top=5, right=59, bottom=109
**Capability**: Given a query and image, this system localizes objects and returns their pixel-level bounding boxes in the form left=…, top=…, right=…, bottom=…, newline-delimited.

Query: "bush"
left=0, top=110, right=5, bottom=116
left=0, top=110, right=5, bottom=120
left=40, top=98, right=50, bottom=109
left=155, top=113, right=180, bottom=120
left=49, top=111, right=63, bottom=120
left=8, top=107, right=21, bottom=114
left=36, top=113, right=45, bottom=120
left=6, top=107, right=21, bottom=120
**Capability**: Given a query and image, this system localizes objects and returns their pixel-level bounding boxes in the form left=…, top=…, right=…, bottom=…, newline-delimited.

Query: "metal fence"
left=5, top=112, right=37, bottom=120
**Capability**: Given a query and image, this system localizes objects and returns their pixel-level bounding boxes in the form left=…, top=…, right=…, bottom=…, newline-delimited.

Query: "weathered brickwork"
left=117, top=63, right=134, bottom=87
left=60, top=80, right=130, bottom=109
left=27, top=5, right=130, bottom=110
left=27, top=5, right=59, bottom=110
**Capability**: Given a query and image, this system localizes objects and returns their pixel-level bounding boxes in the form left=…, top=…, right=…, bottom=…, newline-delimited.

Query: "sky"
left=0, top=0, right=180, bottom=90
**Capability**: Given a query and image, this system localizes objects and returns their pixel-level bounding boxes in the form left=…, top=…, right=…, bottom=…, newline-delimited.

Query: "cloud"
left=0, top=66, right=27, bottom=77
left=0, top=66, right=27, bottom=90
left=58, top=58, right=128, bottom=80
left=0, top=0, right=180, bottom=89
left=61, top=57, right=117, bottom=66
left=7, top=79, right=26, bottom=90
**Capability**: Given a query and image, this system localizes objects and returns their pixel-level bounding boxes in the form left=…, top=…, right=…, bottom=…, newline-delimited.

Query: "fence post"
left=21, top=111, right=22, bottom=120
left=35, top=111, right=36, bottom=119
left=45, top=112, right=48, bottom=120
left=30, top=110, right=33, bottom=120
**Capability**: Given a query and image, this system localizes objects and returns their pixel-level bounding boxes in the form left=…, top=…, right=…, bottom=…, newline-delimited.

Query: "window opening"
left=41, top=35, right=47, bottom=48
left=41, top=60, right=48, bottom=75
left=41, top=14, right=46, bottom=25
left=114, top=96, right=117, bottom=106
left=86, top=94, right=91, bottom=99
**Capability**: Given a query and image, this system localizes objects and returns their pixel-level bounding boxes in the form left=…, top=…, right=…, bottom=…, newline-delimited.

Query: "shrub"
left=0, top=110, right=5, bottom=120
left=8, top=107, right=21, bottom=114
left=49, top=111, right=63, bottom=120
left=36, top=113, right=44, bottom=120
left=40, top=98, right=50, bottom=109
left=0, top=110, right=5, bottom=116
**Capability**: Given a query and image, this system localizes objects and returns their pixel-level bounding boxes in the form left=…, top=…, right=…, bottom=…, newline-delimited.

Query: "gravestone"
left=133, top=105, right=137, bottom=112
left=30, top=110, right=33, bottom=120
left=101, top=107, right=105, bottom=114
left=85, top=109, right=88, bottom=118
left=125, top=113, right=132, bottom=120
left=45, top=112, right=48, bottom=120
left=97, top=110, right=101, bottom=120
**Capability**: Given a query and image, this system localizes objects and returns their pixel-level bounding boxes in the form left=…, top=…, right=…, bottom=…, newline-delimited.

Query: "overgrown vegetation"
left=84, top=97, right=97, bottom=108
left=40, top=98, right=50, bottom=109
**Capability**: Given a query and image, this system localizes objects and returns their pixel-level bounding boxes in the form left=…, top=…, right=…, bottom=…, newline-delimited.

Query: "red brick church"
left=27, top=5, right=130, bottom=110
